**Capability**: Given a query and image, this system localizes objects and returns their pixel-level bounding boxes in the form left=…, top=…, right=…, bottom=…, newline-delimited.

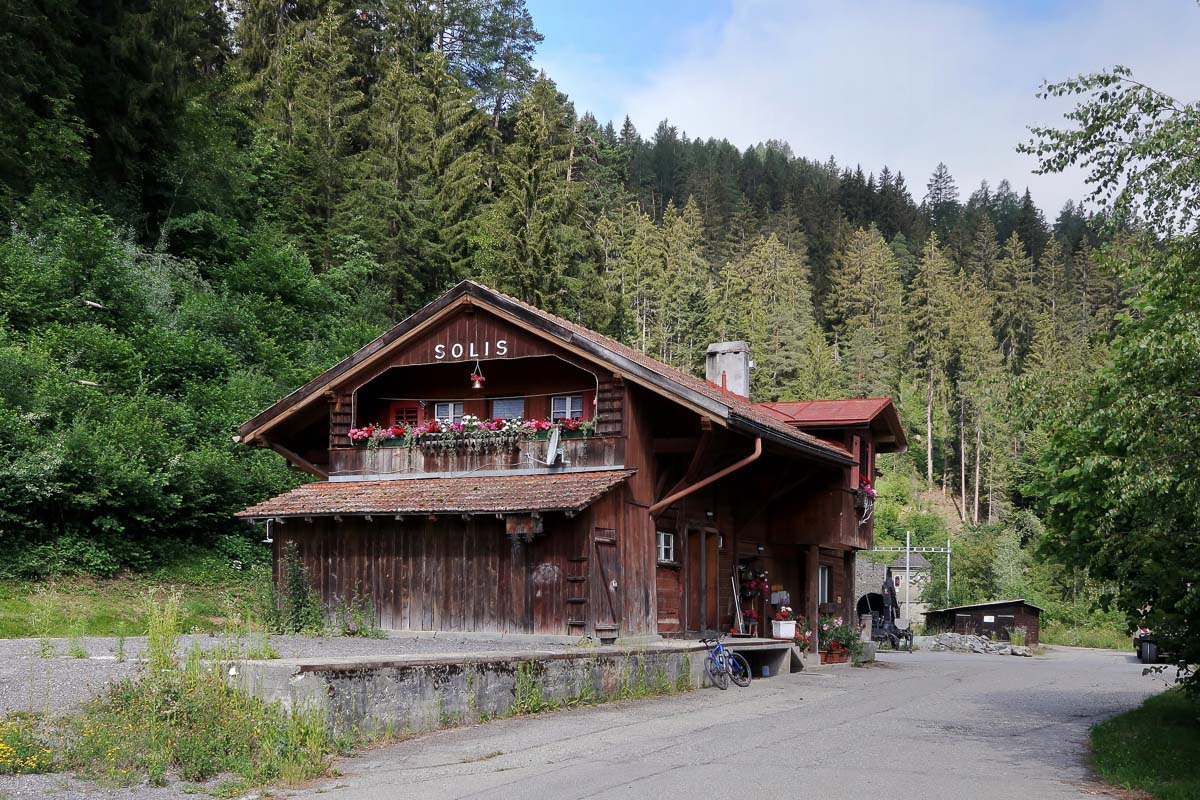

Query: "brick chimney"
left=705, top=341, right=751, bottom=398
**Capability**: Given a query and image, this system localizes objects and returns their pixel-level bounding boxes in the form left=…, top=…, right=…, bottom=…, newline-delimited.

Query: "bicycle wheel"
left=728, top=652, right=752, bottom=687
left=705, top=655, right=730, bottom=690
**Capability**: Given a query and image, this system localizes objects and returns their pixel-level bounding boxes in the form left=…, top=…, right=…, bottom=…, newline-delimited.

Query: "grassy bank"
left=1040, top=621, right=1129, bottom=651
left=1091, top=689, right=1200, bottom=800
left=0, top=548, right=267, bottom=638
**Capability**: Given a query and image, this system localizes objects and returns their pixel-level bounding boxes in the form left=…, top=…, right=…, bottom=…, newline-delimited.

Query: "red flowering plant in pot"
left=771, top=605, right=796, bottom=640
left=817, top=616, right=863, bottom=663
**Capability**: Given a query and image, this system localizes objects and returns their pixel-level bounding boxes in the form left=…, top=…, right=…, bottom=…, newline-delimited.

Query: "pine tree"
left=923, top=162, right=960, bottom=238
left=827, top=225, right=904, bottom=394
left=654, top=198, right=711, bottom=372
left=907, top=234, right=954, bottom=488
left=471, top=75, right=587, bottom=312
left=260, top=8, right=367, bottom=270
left=991, top=233, right=1037, bottom=370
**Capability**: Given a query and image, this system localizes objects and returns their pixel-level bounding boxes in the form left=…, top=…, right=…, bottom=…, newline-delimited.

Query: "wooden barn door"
left=685, top=528, right=719, bottom=633
left=592, top=528, right=620, bottom=640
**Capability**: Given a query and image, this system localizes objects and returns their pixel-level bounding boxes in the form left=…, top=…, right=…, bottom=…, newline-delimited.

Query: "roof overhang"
left=236, top=282, right=854, bottom=467
left=237, top=469, right=636, bottom=520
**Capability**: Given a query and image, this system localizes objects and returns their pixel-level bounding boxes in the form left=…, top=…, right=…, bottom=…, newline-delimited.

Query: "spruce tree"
left=907, top=234, right=954, bottom=488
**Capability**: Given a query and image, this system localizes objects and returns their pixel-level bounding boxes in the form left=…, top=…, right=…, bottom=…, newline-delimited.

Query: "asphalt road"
left=294, top=646, right=1159, bottom=800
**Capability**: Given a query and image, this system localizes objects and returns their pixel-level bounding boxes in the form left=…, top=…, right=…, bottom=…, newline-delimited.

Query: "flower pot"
left=771, top=619, right=796, bottom=639
left=820, top=651, right=849, bottom=664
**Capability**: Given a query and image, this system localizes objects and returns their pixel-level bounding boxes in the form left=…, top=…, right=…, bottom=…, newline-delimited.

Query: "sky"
left=525, top=0, right=1200, bottom=215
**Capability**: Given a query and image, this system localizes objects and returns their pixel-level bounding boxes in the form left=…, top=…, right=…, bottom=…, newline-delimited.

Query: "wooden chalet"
left=235, top=281, right=906, bottom=642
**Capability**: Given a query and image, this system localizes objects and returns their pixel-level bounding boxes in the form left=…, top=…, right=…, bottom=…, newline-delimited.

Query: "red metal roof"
left=236, top=470, right=636, bottom=519
left=756, top=398, right=893, bottom=424
left=754, top=398, right=907, bottom=453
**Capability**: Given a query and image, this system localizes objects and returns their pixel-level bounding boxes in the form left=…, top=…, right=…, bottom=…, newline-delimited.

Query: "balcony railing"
left=328, top=435, right=626, bottom=479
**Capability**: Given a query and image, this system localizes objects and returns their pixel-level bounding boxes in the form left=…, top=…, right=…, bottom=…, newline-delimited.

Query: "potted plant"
left=817, top=615, right=862, bottom=663
left=771, top=606, right=796, bottom=639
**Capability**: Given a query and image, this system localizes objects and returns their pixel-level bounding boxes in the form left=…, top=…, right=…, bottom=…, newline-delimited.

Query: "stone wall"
left=230, top=647, right=706, bottom=736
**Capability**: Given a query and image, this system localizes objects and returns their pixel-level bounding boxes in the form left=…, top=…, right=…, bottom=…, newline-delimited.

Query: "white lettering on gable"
left=433, top=339, right=508, bottom=361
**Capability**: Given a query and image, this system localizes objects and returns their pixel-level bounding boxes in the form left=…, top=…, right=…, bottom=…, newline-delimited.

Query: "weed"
left=0, top=712, right=55, bottom=775
left=36, top=639, right=56, bottom=659
left=510, top=662, right=553, bottom=715
left=1008, top=626, right=1028, bottom=647
left=67, top=622, right=88, bottom=659
left=64, top=590, right=333, bottom=789
left=331, top=589, right=385, bottom=639
left=114, top=636, right=126, bottom=663
left=245, top=633, right=279, bottom=660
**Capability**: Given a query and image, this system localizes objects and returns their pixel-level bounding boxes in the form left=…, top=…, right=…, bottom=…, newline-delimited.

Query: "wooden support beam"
left=807, top=544, right=820, bottom=658
left=261, top=440, right=329, bottom=479
left=652, top=437, right=702, bottom=454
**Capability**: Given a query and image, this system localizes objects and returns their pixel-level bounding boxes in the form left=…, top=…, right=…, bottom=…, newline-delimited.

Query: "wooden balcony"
left=328, top=435, right=626, bottom=479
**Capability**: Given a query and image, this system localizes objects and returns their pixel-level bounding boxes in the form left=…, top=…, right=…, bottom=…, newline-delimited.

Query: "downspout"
left=649, top=437, right=762, bottom=516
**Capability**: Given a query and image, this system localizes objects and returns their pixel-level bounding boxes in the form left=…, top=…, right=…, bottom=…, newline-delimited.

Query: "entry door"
left=592, top=528, right=620, bottom=639
left=685, top=529, right=719, bottom=632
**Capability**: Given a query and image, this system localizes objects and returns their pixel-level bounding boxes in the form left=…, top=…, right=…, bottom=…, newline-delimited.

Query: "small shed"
left=924, top=599, right=1042, bottom=645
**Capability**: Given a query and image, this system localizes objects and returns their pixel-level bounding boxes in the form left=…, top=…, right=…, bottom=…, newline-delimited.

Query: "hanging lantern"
left=470, top=360, right=486, bottom=389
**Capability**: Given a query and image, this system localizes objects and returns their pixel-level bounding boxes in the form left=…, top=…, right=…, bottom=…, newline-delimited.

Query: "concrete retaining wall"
left=229, top=646, right=706, bottom=736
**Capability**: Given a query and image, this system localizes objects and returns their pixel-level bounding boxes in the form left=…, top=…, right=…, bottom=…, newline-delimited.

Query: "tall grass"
left=66, top=591, right=336, bottom=789
left=1040, top=621, right=1128, bottom=651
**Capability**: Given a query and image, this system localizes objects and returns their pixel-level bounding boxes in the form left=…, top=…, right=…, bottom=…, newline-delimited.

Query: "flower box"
left=771, top=619, right=796, bottom=639
left=820, top=651, right=849, bottom=664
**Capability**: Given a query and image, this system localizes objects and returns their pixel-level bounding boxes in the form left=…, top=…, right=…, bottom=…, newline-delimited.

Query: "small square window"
left=434, top=401, right=464, bottom=424
left=551, top=394, right=584, bottom=420
left=656, top=531, right=676, bottom=563
left=491, top=397, right=525, bottom=419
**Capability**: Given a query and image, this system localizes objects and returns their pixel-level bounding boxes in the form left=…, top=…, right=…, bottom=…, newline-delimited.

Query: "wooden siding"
left=274, top=515, right=591, bottom=635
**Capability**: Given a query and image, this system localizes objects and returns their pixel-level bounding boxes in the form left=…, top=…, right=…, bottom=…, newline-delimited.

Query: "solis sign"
left=433, top=340, right=508, bottom=360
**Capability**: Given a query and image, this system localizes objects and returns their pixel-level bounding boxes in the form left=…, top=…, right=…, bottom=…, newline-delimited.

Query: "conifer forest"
left=1, top=0, right=1197, bottom=664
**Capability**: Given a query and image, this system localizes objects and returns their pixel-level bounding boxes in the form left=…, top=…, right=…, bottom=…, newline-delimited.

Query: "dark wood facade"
left=240, top=282, right=900, bottom=641
left=924, top=600, right=1042, bottom=645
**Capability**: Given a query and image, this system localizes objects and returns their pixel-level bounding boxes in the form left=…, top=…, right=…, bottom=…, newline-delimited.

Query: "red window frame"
left=389, top=401, right=424, bottom=428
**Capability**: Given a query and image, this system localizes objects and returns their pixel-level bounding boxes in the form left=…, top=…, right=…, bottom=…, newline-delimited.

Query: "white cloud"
left=604, top=0, right=1200, bottom=215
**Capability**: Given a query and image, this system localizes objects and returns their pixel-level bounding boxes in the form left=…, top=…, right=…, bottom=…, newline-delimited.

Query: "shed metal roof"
left=924, top=598, right=1045, bottom=615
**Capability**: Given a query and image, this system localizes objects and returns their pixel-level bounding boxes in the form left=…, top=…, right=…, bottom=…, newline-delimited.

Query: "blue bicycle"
left=700, top=633, right=752, bottom=689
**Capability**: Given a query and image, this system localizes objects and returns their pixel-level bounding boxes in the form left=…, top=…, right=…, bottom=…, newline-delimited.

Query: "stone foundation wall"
left=230, top=647, right=706, bottom=736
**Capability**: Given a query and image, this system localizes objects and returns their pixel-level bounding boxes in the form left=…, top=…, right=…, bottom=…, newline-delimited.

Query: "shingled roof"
left=236, top=470, right=636, bottom=519
left=237, top=281, right=853, bottom=465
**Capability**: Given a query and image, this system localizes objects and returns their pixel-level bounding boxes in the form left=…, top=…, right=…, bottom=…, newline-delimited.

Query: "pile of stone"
left=930, top=632, right=1032, bottom=657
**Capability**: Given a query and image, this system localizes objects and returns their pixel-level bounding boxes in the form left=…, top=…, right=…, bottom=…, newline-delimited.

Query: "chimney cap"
left=706, top=340, right=750, bottom=355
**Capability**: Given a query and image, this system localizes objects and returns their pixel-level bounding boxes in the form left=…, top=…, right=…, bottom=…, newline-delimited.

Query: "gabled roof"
left=755, top=398, right=907, bottom=453
left=236, top=470, right=636, bottom=519
left=890, top=552, right=932, bottom=570
left=236, top=281, right=853, bottom=466
left=924, top=599, right=1045, bottom=615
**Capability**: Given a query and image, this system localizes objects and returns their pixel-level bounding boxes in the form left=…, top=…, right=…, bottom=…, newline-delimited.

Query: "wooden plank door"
left=592, top=528, right=620, bottom=639
left=685, top=529, right=719, bottom=633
